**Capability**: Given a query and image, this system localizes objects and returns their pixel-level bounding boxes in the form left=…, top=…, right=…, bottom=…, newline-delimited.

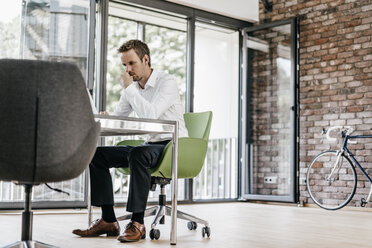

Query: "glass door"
left=240, top=18, right=299, bottom=202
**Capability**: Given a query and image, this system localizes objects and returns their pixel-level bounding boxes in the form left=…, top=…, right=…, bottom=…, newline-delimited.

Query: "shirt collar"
left=143, top=70, right=157, bottom=89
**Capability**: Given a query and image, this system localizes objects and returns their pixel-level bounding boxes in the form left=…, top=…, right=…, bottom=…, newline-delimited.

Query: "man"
left=72, top=40, right=187, bottom=242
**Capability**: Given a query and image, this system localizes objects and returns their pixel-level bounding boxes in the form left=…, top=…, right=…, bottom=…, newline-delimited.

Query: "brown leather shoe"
left=117, top=221, right=146, bottom=242
left=72, top=219, right=120, bottom=237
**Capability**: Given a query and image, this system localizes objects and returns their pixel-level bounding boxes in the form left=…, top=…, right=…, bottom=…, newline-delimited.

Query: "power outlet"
left=264, top=176, right=277, bottom=184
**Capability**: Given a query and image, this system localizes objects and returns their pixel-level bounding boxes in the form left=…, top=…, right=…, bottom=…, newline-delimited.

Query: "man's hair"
left=117, top=39, right=151, bottom=67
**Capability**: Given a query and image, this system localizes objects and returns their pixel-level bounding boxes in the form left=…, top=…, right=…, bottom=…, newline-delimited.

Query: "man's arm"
left=111, top=92, right=133, bottom=116
left=125, top=75, right=178, bottom=119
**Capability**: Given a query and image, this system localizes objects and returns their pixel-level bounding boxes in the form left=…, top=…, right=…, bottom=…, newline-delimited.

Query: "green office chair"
left=116, top=111, right=212, bottom=240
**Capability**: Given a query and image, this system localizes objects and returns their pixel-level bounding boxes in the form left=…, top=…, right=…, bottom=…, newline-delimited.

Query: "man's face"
left=120, top=49, right=148, bottom=82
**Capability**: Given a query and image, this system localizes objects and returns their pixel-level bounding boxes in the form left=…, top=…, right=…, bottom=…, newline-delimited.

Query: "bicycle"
left=306, top=126, right=372, bottom=210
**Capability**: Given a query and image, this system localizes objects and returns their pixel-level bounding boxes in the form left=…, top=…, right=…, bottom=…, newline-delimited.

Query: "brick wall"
left=259, top=0, right=372, bottom=207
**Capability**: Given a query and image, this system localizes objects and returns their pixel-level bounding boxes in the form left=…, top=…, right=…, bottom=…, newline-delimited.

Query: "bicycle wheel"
left=306, top=150, right=357, bottom=210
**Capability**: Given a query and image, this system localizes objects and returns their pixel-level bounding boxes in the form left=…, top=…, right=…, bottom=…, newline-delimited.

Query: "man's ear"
left=142, top=54, right=150, bottom=66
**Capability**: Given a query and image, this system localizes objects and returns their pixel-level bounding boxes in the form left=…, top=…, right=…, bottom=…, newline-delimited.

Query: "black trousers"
left=89, top=140, right=169, bottom=213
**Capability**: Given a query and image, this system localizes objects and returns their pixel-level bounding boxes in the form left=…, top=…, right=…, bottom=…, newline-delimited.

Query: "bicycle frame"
left=342, top=134, right=372, bottom=202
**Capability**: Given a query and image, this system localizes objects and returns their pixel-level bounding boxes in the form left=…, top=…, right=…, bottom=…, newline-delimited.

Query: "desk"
left=92, top=114, right=179, bottom=245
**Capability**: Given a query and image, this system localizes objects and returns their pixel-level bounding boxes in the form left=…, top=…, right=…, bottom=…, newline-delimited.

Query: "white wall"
left=166, top=0, right=259, bottom=22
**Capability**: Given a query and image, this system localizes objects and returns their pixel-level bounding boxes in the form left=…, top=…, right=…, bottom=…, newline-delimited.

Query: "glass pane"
left=247, top=24, right=292, bottom=196
left=0, top=0, right=91, bottom=204
left=107, top=2, right=187, bottom=112
left=145, top=24, right=187, bottom=107
left=106, top=16, right=137, bottom=113
left=0, top=1, right=21, bottom=58
left=193, top=22, right=239, bottom=199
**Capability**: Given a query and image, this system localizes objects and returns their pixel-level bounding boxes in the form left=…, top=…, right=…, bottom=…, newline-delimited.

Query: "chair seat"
left=117, top=137, right=208, bottom=179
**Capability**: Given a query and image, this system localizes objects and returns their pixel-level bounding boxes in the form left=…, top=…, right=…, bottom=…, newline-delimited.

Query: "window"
left=193, top=22, right=240, bottom=199
left=0, top=0, right=92, bottom=207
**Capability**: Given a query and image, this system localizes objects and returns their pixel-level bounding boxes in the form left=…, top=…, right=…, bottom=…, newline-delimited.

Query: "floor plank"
left=0, top=202, right=371, bottom=248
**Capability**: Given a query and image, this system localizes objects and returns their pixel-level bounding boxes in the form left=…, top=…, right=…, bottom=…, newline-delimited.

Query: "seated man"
left=72, top=40, right=187, bottom=242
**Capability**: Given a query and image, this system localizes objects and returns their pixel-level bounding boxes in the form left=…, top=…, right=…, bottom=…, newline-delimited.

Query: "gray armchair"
left=0, top=59, right=100, bottom=248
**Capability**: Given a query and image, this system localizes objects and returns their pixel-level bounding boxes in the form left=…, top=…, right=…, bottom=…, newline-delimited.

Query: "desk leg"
left=170, top=121, right=179, bottom=245
left=87, top=168, right=92, bottom=226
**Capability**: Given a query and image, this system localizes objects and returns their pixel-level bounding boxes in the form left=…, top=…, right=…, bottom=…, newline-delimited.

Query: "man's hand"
left=120, top=72, right=133, bottom=89
left=99, top=111, right=109, bottom=115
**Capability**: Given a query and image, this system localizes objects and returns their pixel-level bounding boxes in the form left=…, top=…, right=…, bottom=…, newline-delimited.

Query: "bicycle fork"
left=366, top=187, right=372, bottom=203
left=326, top=151, right=343, bottom=182
left=360, top=184, right=372, bottom=207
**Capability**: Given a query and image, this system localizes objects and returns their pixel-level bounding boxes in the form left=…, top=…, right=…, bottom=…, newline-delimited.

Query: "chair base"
left=4, top=240, right=57, bottom=248
left=117, top=205, right=209, bottom=228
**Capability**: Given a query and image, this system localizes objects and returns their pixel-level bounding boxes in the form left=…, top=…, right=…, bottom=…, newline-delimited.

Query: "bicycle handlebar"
left=323, top=126, right=356, bottom=143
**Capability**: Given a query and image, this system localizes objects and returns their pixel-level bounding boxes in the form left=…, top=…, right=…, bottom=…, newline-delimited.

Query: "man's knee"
left=128, top=146, right=159, bottom=169
left=90, top=147, right=113, bottom=170
left=129, top=146, right=147, bottom=167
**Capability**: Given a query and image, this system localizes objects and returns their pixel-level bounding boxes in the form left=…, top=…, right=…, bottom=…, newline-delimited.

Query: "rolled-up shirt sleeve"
left=124, top=75, right=178, bottom=119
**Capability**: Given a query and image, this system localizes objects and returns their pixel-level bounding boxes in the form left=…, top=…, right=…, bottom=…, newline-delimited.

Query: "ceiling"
left=165, top=0, right=259, bottom=23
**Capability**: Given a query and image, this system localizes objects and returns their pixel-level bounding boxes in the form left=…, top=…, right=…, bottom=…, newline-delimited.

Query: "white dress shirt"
left=113, top=70, right=188, bottom=141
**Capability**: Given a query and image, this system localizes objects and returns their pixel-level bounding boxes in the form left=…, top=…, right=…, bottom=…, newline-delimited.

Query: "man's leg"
left=118, top=142, right=168, bottom=242
left=90, top=146, right=132, bottom=208
left=127, top=143, right=168, bottom=215
left=73, top=146, right=132, bottom=237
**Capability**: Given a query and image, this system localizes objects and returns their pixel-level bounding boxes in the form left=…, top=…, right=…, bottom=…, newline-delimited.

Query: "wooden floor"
left=0, top=202, right=371, bottom=248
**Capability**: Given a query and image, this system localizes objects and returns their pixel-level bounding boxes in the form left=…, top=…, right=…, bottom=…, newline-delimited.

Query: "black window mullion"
left=185, top=14, right=195, bottom=203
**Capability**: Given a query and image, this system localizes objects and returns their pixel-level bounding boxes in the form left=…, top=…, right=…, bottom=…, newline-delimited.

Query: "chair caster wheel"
left=202, top=226, right=210, bottom=238
left=361, top=198, right=367, bottom=207
left=187, top=221, right=197, bottom=230
left=150, top=229, right=160, bottom=240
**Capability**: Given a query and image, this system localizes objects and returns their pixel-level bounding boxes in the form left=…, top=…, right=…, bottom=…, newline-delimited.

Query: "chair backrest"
left=184, top=111, right=212, bottom=141
left=151, top=111, right=213, bottom=178
left=0, top=59, right=100, bottom=184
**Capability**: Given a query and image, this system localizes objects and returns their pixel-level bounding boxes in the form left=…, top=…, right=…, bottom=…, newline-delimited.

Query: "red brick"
left=338, top=39, right=354, bottom=46
left=330, top=95, right=346, bottom=101
left=347, top=93, right=364, bottom=100
left=337, top=51, right=353, bottom=58
left=322, top=54, right=337, bottom=60
left=347, top=106, right=364, bottom=112
left=322, top=90, right=337, bottom=96
left=314, top=38, right=329, bottom=45
left=356, top=61, right=372, bottom=68
left=346, top=56, right=362, bottom=63
left=337, top=27, right=354, bottom=34
left=321, top=66, right=337, bottom=72
left=354, top=36, right=371, bottom=43
left=345, top=19, right=362, bottom=28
